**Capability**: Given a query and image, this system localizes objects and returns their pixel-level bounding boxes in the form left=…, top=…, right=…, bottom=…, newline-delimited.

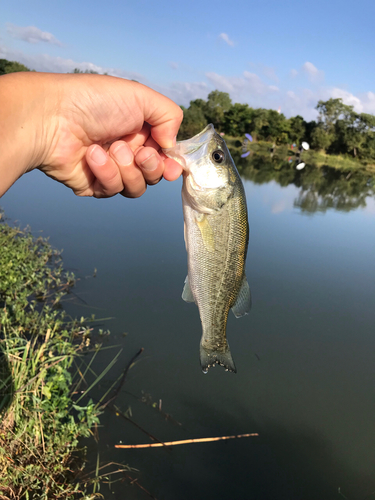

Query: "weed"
left=0, top=215, right=105, bottom=499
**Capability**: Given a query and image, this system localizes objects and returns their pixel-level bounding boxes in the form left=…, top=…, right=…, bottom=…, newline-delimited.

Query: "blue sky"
left=1, top=0, right=375, bottom=120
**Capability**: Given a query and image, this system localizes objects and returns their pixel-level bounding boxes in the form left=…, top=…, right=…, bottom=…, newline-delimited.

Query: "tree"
left=288, top=115, right=307, bottom=144
left=332, top=114, right=365, bottom=157
left=310, top=124, right=333, bottom=151
left=313, top=98, right=355, bottom=153
left=223, top=103, right=254, bottom=136
left=204, top=90, right=232, bottom=131
left=71, top=68, right=101, bottom=74
left=256, top=110, right=289, bottom=144
left=0, top=59, right=30, bottom=75
left=250, top=108, right=269, bottom=140
left=177, top=102, right=207, bottom=140
left=189, top=98, right=206, bottom=110
left=361, top=132, right=375, bottom=161
left=316, top=98, right=353, bottom=133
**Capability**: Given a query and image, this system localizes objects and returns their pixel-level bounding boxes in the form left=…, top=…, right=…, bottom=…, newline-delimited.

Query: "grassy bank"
left=0, top=215, right=103, bottom=499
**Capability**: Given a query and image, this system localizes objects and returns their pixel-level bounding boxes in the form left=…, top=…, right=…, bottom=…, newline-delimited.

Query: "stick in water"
left=115, top=433, right=258, bottom=449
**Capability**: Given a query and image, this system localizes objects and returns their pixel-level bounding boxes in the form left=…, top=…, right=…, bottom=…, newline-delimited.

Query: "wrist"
left=0, top=72, right=57, bottom=196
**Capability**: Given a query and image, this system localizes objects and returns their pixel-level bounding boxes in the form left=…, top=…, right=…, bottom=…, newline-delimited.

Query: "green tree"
left=257, top=110, right=289, bottom=144
left=249, top=108, right=269, bottom=140
left=0, top=59, right=30, bottom=75
left=288, top=115, right=307, bottom=144
left=223, top=103, right=254, bottom=136
left=313, top=98, right=355, bottom=153
left=177, top=102, right=207, bottom=140
left=71, top=68, right=100, bottom=74
left=189, top=98, right=206, bottom=110
left=333, top=115, right=364, bottom=157
left=361, top=132, right=375, bottom=161
left=204, top=90, right=232, bottom=131
left=356, top=113, right=375, bottom=160
left=310, top=124, right=333, bottom=151
left=316, top=98, right=354, bottom=133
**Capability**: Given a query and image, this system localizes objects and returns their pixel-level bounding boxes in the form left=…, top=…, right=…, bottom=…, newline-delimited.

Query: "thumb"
left=136, top=84, right=183, bottom=148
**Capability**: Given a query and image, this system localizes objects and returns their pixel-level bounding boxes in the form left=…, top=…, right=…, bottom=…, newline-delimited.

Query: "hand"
left=0, top=72, right=183, bottom=198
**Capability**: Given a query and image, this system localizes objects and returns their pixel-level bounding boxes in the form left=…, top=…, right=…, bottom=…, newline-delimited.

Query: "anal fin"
left=182, top=275, right=195, bottom=303
left=231, top=275, right=251, bottom=318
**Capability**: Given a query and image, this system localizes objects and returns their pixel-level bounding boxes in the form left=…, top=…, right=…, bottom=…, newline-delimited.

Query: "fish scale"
left=163, top=124, right=251, bottom=373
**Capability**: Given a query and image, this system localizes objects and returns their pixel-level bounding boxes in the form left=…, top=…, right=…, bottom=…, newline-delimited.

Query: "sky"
left=1, top=0, right=375, bottom=121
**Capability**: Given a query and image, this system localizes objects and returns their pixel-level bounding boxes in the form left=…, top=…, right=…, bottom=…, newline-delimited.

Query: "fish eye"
left=212, top=150, right=225, bottom=163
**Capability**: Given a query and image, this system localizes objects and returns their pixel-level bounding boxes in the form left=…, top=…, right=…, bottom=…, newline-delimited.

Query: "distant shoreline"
left=225, top=137, right=375, bottom=175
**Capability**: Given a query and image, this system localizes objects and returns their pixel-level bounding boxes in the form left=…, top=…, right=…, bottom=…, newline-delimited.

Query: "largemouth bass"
left=163, top=124, right=251, bottom=374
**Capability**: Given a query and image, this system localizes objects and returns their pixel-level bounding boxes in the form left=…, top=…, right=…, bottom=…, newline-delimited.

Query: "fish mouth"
left=177, top=124, right=215, bottom=148
left=162, top=124, right=216, bottom=171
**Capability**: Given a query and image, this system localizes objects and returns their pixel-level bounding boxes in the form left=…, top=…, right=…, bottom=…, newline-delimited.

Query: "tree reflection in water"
left=231, top=149, right=375, bottom=214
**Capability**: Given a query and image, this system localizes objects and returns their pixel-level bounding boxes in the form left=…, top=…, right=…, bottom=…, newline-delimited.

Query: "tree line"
left=180, top=91, right=375, bottom=162
left=2, top=58, right=375, bottom=161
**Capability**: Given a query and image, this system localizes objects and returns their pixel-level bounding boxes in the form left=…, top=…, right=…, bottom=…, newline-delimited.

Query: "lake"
left=2, top=156, right=375, bottom=500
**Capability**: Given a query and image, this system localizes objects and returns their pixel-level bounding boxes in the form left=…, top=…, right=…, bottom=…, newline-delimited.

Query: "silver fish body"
left=163, top=124, right=251, bottom=373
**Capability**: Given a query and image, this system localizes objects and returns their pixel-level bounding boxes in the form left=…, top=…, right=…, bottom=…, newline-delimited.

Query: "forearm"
left=0, top=72, right=54, bottom=196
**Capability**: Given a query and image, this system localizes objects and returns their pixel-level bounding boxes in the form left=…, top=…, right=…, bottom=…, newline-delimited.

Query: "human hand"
left=0, top=72, right=183, bottom=198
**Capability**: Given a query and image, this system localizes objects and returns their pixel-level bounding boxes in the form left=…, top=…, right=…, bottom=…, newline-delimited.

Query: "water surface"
left=2, top=160, right=375, bottom=500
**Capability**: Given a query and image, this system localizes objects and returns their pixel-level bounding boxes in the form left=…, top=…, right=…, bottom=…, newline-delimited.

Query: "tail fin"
left=199, top=343, right=237, bottom=374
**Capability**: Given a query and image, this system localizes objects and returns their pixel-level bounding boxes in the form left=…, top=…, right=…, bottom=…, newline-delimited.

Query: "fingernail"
left=113, top=143, right=133, bottom=166
left=168, top=136, right=177, bottom=148
left=162, top=136, right=177, bottom=149
left=141, top=154, right=158, bottom=171
left=90, top=145, right=107, bottom=166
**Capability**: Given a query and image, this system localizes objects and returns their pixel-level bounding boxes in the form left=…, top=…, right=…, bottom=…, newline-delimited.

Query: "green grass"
left=0, top=213, right=111, bottom=499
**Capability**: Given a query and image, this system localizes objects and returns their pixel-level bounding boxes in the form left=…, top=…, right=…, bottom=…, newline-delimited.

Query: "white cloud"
left=0, top=44, right=143, bottom=81
left=218, top=33, right=234, bottom=47
left=261, top=65, right=279, bottom=83
left=6, top=23, right=62, bottom=46
left=282, top=88, right=319, bottom=120
left=2, top=44, right=375, bottom=122
left=281, top=86, right=375, bottom=121
left=205, top=71, right=280, bottom=103
left=243, top=71, right=269, bottom=93
left=205, top=72, right=236, bottom=92
left=329, top=87, right=363, bottom=112
left=190, top=69, right=375, bottom=121
left=156, top=81, right=210, bottom=107
left=302, top=61, right=324, bottom=83
left=358, top=91, right=375, bottom=114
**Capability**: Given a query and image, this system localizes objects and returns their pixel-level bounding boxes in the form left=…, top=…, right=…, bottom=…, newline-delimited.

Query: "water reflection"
left=231, top=150, right=375, bottom=214
left=2, top=155, right=375, bottom=500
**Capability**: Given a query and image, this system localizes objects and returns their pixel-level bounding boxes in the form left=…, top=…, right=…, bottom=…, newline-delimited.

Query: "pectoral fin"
left=231, top=275, right=251, bottom=318
left=195, top=214, right=215, bottom=253
left=182, top=275, right=195, bottom=303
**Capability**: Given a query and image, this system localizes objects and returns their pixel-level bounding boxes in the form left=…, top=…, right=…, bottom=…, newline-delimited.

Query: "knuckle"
left=121, top=185, right=147, bottom=198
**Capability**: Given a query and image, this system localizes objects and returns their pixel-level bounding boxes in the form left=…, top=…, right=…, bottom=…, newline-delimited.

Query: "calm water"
left=2, top=158, right=375, bottom=500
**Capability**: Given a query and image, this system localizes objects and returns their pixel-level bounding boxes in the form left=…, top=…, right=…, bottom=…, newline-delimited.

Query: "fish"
left=163, top=124, right=251, bottom=373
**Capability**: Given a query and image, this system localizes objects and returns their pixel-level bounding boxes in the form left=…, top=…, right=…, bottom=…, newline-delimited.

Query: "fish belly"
left=183, top=186, right=248, bottom=373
